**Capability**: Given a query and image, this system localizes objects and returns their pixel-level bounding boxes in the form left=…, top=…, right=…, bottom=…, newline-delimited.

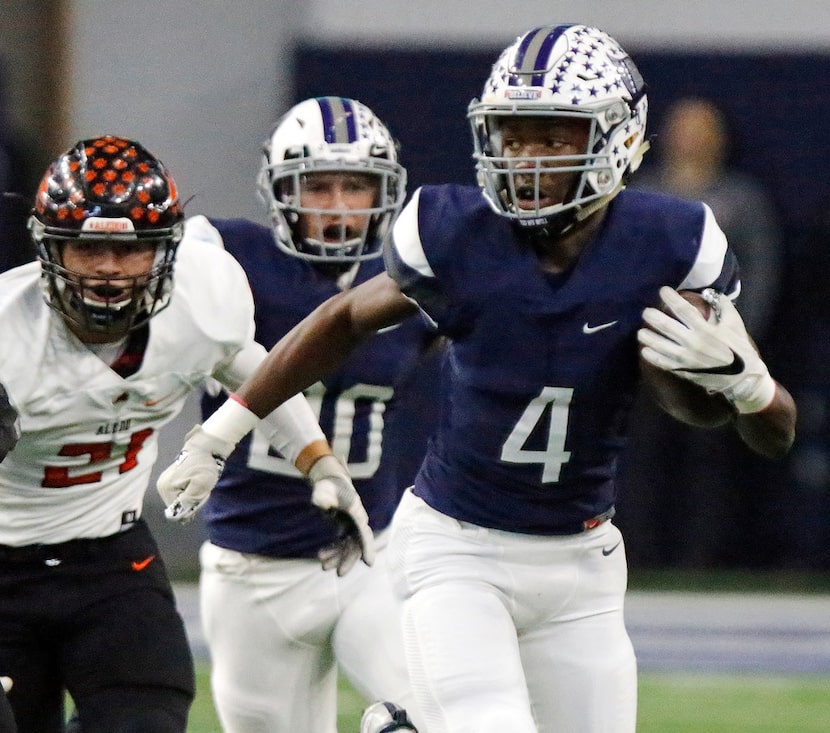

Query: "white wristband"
left=731, top=374, right=777, bottom=415
left=201, top=396, right=259, bottom=445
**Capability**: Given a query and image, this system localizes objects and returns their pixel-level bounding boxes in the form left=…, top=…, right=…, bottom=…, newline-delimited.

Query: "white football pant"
left=199, top=532, right=417, bottom=732
left=386, top=490, right=637, bottom=733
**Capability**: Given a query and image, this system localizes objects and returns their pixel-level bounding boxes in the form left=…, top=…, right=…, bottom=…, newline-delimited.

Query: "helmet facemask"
left=260, top=158, right=402, bottom=265
left=33, top=219, right=182, bottom=338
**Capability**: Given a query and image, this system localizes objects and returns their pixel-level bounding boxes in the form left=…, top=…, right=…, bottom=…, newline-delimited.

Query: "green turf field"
left=187, top=664, right=830, bottom=732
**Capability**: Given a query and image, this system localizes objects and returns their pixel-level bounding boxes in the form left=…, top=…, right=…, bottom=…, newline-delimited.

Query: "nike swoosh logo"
left=582, top=320, right=618, bottom=334
left=602, top=541, right=622, bottom=557
left=677, top=350, right=745, bottom=376
left=131, top=555, right=157, bottom=571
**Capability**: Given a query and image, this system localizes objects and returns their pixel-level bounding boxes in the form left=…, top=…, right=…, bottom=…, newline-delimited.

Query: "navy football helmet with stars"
left=468, top=24, right=649, bottom=234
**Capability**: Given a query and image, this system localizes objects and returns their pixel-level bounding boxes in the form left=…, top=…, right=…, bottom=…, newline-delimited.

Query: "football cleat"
left=359, top=701, right=418, bottom=733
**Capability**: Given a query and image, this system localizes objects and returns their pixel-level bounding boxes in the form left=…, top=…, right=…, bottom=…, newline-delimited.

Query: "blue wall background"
left=294, top=47, right=830, bottom=569
left=294, top=48, right=830, bottom=234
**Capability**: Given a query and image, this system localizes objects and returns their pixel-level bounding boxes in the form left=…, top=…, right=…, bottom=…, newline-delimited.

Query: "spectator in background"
left=0, top=69, right=38, bottom=273
left=0, top=140, right=37, bottom=272
left=634, top=97, right=782, bottom=336
left=619, top=97, right=787, bottom=568
left=770, top=198, right=830, bottom=568
left=0, top=191, right=35, bottom=273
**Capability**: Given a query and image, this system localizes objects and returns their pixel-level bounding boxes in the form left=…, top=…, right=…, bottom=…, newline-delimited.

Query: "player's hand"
left=638, top=286, right=776, bottom=414
left=156, top=425, right=236, bottom=523
left=308, top=455, right=375, bottom=576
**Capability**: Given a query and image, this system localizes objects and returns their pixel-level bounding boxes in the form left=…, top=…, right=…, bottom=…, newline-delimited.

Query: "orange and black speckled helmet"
left=29, top=136, right=185, bottom=336
left=31, top=135, right=183, bottom=237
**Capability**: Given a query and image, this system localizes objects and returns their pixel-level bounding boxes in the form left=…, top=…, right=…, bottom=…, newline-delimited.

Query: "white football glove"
left=308, top=454, right=375, bottom=576
left=156, top=425, right=236, bottom=523
left=638, top=286, right=776, bottom=414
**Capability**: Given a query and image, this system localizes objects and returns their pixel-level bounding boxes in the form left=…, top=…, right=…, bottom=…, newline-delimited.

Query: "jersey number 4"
left=500, top=386, right=573, bottom=483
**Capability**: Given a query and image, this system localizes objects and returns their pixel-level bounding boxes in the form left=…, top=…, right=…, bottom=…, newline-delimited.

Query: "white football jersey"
left=0, top=226, right=257, bottom=545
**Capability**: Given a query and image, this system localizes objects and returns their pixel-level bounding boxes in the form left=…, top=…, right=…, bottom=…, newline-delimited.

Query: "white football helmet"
left=468, top=24, right=649, bottom=233
left=258, top=96, right=406, bottom=264
left=359, top=701, right=418, bottom=733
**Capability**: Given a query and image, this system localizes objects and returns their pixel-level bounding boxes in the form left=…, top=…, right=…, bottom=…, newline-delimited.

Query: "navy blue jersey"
left=385, top=185, right=739, bottom=535
left=201, top=218, right=439, bottom=557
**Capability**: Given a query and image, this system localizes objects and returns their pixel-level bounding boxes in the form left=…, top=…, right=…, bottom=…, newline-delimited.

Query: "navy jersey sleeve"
left=386, top=185, right=518, bottom=337
left=384, top=187, right=451, bottom=328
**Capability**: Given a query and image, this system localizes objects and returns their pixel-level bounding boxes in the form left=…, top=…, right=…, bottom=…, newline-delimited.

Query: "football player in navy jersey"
left=170, top=98, right=439, bottom=732
left=159, top=27, right=796, bottom=733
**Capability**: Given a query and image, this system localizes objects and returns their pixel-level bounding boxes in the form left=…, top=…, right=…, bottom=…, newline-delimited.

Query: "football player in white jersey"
left=159, top=26, right=797, bottom=733
left=0, top=136, right=372, bottom=733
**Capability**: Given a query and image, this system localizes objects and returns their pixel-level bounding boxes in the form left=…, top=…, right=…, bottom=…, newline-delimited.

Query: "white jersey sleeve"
left=186, top=214, right=327, bottom=465
left=677, top=204, right=738, bottom=297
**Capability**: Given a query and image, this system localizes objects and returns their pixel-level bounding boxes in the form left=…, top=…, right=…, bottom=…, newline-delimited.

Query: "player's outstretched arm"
left=157, top=273, right=417, bottom=569
left=638, top=286, right=796, bottom=459
left=237, top=272, right=418, bottom=417
left=157, top=416, right=376, bottom=572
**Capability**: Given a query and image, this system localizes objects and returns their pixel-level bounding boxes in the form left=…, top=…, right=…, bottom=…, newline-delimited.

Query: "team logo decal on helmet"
left=258, top=96, right=406, bottom=265
left=468, top=24, right=649, bottom=234
left=30, top=135, right=185, bottom=335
